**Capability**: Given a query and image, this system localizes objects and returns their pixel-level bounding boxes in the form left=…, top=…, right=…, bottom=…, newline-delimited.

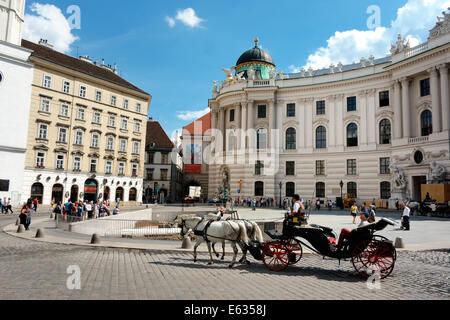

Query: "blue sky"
left=22, top=0, right=449, bottom=140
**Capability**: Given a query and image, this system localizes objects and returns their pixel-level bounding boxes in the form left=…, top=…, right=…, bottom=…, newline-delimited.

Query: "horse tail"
left=237, top=221, right=249, bottom=245
left=251, top=221, right=264, bottom=243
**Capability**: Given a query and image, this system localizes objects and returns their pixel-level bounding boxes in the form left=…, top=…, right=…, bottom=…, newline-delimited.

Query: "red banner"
left=185, top=164, right=201, bottom=173
left=84, top=186, right=97, bottom=194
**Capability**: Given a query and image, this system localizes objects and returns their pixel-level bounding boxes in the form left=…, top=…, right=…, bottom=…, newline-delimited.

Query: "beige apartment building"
left=21, top=39, right=151, bottom=206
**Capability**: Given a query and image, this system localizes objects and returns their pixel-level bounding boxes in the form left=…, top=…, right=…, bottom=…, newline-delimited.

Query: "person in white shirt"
left=401, top=201, right=410, bottom=231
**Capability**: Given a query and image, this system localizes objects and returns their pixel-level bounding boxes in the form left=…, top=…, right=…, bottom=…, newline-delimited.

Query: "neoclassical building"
left=208, top=12, right=450, bottom=207
left=21, top=39, right=151, bottom=206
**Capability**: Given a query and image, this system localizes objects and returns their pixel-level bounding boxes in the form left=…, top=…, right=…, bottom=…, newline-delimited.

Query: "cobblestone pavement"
left=0, top=216, right=448, bottom=300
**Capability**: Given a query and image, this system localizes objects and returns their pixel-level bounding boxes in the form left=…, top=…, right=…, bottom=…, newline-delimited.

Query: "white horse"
left=178, top=216, right=250, bottom=268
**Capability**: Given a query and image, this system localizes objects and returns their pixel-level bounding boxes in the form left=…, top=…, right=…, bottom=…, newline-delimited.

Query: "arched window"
left=347, top=182, right=357, bottom=198
left=379, top=119, right=391, bottom=144
left=347, top=123, right=358, bottom=147
left=257, top=129, right=267, bottom=150
left=316, top=182, right=325, bottom=198
left=380, top=182, right=391, bottom=200
left=286, top=128, right=296, bottom=150
left=421, top=110, right=432, bottom=136
left=255, top=181, right=264, bottom=196
left=316, top=126, right=327, bottom=149
left=30, top=183, right=44, bottom=204
left=286, top=182, right=295, bottom=197
left=129, top=188, right=137, bottom=201
left=115, top=187, right=124, bottom=202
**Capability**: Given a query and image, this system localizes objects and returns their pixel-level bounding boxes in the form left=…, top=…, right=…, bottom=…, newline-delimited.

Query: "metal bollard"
left=17, top=224, right=25, bottom=233
left=35, top=229, right=44, bottom=238
left=181, top=236, right=192, bottom=249
left=90, top=233, right=101, bottom=244
left=394, top=237, right=405, bottom=249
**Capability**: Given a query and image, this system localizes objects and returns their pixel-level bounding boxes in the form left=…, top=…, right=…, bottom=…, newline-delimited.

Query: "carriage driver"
left=291, top=195, right=306, bottom=222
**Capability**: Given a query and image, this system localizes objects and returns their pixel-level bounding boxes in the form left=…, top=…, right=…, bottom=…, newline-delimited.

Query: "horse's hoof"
left=208, top=262, right=213, bottom=265
left=221, top=257, right=225, bottom=261
left=215, top=254, right=220, bottom=258
left=194, top=259, right=197, bottom=263
left=228, top=265, right=233, bottom=269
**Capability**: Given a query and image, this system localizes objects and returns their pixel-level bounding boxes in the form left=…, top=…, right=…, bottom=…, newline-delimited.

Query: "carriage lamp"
left=339, top=180, right=344, bottom=209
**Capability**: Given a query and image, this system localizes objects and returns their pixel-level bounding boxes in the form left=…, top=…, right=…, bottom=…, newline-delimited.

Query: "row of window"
left=37, top=123, right=140, bottom=153
left=235, top=110, right=432, bottom=151
left=227, top=78, right=432, bottom=122
left=253, top=181, right=391, bottom=199
left=254, top=157, right=391, bottom=176
left=39, top=98, right=142, bottom=132
left=145, top=168, right=169, bottom=181
left=42, top=75, right=142, bottom=113
left=35, top=152, right=139, bottom=176
left=147, top=152, right=169, bottom=165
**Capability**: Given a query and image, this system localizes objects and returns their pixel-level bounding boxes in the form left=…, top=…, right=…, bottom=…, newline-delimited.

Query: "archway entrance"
left=412, top=176, right=427, bottom=201
left=104, top=186, right=110, bottom=201
left=84, top=179, right=98, bottom=203
left=129, top=188, right=137, bottom=201
left=31, top=183, right=44, bottom=204
left=51, top=184, right=64, bottom=204
left=115, top=187, right=124, bottom=202
left=70, top=185, right=79, bottom=203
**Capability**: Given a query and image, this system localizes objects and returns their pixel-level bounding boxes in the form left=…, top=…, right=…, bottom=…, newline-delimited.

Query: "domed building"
left=234, top=38, right=276, bottom=80
left=207, top=13, right=450, bottom=208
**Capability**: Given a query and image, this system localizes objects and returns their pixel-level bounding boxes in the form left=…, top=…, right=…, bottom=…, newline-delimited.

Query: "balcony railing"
left=404, top=42, right=429, bottom=58
left=408, top=136, right=429, bottom=144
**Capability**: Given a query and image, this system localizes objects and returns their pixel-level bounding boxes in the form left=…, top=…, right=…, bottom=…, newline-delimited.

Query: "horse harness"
left=190, top=218, right=240, bottom=243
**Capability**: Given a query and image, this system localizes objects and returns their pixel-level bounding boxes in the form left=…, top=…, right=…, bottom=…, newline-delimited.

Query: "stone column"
left=268, top=99, right=275, bottom=148
left=359, top=90, right=368, bottom=146
left=328, top=96, right=336, bottom=148
left=276, top=100, right=283, bottom=152
left=298, top=99, right=305, bottom=149
left=438, top=64, right=449, bottom=132
left=367, top=89, right=376, bottom=146
left=429, top=67, right=441, bottom=133
left=335, top=94, right=344, bottom=148
left=393, top=81, right=402, bottom=139
left=247, top=100, right=254, bottom=150
left=401, top=77, right=411, bottom=138
left=305, top=98, right=313, bottom=150
left=235, top=103, right=241, bottom=149
left=218, top=107, right=225, bottom=152
left=240, top=102, right=247, bottom=150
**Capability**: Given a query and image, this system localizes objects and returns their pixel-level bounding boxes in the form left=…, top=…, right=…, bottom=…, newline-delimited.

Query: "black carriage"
left=247, top=215, right=397, bottom=279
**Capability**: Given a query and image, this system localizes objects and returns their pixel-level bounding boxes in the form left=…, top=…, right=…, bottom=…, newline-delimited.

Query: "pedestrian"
left=25, top=204, right=32, bottom=230
left=328, top=200, right=333, bottom=211
left=0, top=198, right=3, bottom=214
left=401, top=201, right=410, bottom=231
left=4, top=198, right=13, bottom=214
left=113, top=206, right=120, bottom=215
left=85, top=201, right=93, bottom=219
left=251, top=198, right=256, bottom=211
left=53, top=202, right=62, bottom=220
left=368, top=205, right=376, bottom=223
left=316, top=199, right=321, bottom=211
left=33, top=198, right=38, bottom=212
left=19, top=204, right=28, bottom=227
left=395, top=198, right=400, bottom=210
left=350, top=202, right=359, bottom=224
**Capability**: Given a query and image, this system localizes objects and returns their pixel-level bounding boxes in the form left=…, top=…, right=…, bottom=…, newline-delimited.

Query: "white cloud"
left=165, top=16, right=176, bottom=28
left=23, top=3, right=78, bottom=54
left=177, top=107, right=210, bottom=121
left=291, top=0, right=450, bottom=71
left=166, top=8, right=205, bottom=28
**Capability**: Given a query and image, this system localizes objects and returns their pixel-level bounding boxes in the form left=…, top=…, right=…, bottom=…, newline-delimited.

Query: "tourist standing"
left=33, top=198, right=38, bottom=212
left=316, top=199, right=321, bottom=211
left=350, top=202, right=359, bottom=224
left=85, top=201, right=93, bottom=219
left=401, top=201, right=410, bottom=231
left=25, top=204, right=32, bottom=230
left=19, top=205, right=28, bottom=227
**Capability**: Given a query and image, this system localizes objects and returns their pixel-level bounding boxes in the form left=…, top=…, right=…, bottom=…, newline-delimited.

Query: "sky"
left=22, top=0, right=450, bottom=142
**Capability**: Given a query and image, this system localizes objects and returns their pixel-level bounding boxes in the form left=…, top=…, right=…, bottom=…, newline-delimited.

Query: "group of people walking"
left=0, top=198, right=13, bottom=214
left=53, top=199, right=120, bottom=220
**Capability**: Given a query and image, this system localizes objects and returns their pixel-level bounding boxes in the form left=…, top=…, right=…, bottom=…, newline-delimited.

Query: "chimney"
left=148, top=117, right=153, bottom=122
left=38, top=39, right=53, bottom=49
left=113, top=63, right=118, bottom=74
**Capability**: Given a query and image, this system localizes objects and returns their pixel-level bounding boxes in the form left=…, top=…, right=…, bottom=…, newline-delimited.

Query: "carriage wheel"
left=352, top=239, right=396, bottom=280
left=262, top=242, right=290, bottom=272
left=372, top=235, right=397, bottom=261
left=285, top=239, right=303, bottom=265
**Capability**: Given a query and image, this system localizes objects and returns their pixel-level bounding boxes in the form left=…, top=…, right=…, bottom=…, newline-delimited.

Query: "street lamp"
left=339, top=180, right=344, bottom=209
left=279, top=181, right=283, bottom=208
